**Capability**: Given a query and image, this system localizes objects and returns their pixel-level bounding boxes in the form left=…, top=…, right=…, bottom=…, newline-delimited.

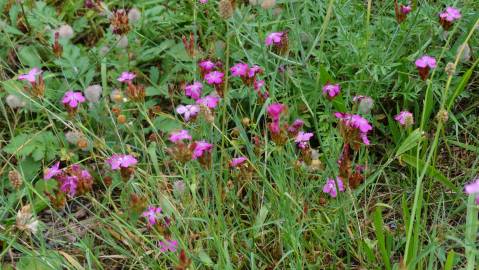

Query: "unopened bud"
left=445, top=62, right=456, bottom=76
left=436, top=109, right=449, bottom=123
left=117, top=114, right=127, bottom=124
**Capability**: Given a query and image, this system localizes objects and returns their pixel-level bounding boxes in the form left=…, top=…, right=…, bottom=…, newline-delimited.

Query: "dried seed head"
left=128, top=8, right=141, bottom=23
left=8, top=170, right=23, bottom=189
left=16, top=204, right=40, bottom=235
left=261, top=0, right=276, bottom=9
left=77, top=137, right=89, bottom=150
left=57, top=24, right=74, bottom=39
left=117, top=114, right=127, bottom=124
left=436, top=109, right=449, bottom=123
left=84, top=84, right=102, bottom=103
left=65, top=130, right=82, bottom=144
left=6, top=94, right=26, bottom=109
left=241, top=117, right=250, bottom=127
left=110, top=89, right=124, bottom=103
left=445, top=62, right=456, bottom=76
left=219, top=0, right=234, bottom=19
left=457, top=43, right=471, bottom=62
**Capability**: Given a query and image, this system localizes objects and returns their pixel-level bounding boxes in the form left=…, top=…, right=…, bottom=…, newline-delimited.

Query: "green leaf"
left=198, top=250, right=214, bottom=266
left=151, top=115, right=183, bottom=133
left=18, top=46, right=43, bottom=68
left=3, top=132, right=60, bottom=161
left=395, top=129, right=423, bottom=157
left=373, top=206, right=391, bottom=270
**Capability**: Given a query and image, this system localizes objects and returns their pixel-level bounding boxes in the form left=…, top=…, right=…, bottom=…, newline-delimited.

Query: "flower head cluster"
left=394, top=1, right=412, bottom=23
left=394, top=111, right=414, bottom=127
left=118, top=71, right=136, bottom=83
left=230, top=156, right=247, bottom=168
left=415, top=55, right=436, bottom=80
left=323, top=83, right=341, bottom=99
left=335, top=112, right=373, bottom=146
left=295, top=131, right=314, bottom=149
left=230, top=62, right=267, bottom=100
left=176, top=104, right=200, bottom=122
left=18, top=68, right=45, bottom=97
left=62, top=91, right=86, bottom=111
left=323, top=177, right=345, bottom=198
left=265, top=31, right=288, bottom=54
left=107, top=154, right=138, bottom=180
left=44, top=162, right=93, bottom=198
left=198, top=59, right=226, bottom=96
left=167, top=130, right=213, bottom=166
left=465, top=178, right=479, bottom=205
left=159, top=239, right=178, bottom=252
left=185, top=82, right=203, bottom=100
left=438, top=7, right=461, bottom=30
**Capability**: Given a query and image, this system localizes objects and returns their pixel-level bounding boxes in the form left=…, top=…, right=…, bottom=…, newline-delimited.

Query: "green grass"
left=1, top=0, right=479, bottom=269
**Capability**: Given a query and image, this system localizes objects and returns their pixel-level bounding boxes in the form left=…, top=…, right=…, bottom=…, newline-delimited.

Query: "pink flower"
left=107, top=154, right=138, bottom=170
left=465, top=178, right=479, bottom=205
left=230, top=156, right=247, bottom=167
left=199, top=60, right=215, bottom=72
left=465, top=178, right=479, bottom=194
left=185, top=82, right=203, bottom=100
left=192, top=140, right=213, bottom=159
left=265, top=32, right=283, bottom=46
left=142, top=206, right=162, bottom=226
left=439, top=7, right=461, bottom=22
left=60, top=176, right=78, bottom=196
left=117, top=71, right=136, bottom=83
left=230, top=63, right=249, bottom=77
left=62, top=91, right=86, bottom=108
left=268, top=121, right=280, bottom=134
left=323, top=83, right=341, bottom=98
left=401, top=5, right=412, bottom=14
left=267, top=103, right=285, bottom=121
left=322, top=177, right=345, bottom=198
left=44, top=162, right=62, bottom=180
left=205, top=71, right=224, bottom=85
left=415, top=55, right=437, bottom=69
left=295, top=131, right=313, bottom=149
left=18, top=67, right=42, bottom=83
left=394, top=111, right=414, bottom=126
left=169, top=130, right=192, bottom=143
left=288, top=119, right=304, bottom=134
left=254, top=80, right=265, bottom=91
left=199, top=0, right=208, bottom=3
left=176, top=104, right=200, bottom=121
left=196, top=95, right=220, bottom=109
left=159, top=239, right=178, bottom=252
left=335, top=113, right=372, bottom=145
left=247, top=65, right=262, bottom=78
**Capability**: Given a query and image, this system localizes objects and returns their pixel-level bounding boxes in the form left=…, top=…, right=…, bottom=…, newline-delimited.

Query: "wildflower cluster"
left=167, top=130, right=213, bottom=167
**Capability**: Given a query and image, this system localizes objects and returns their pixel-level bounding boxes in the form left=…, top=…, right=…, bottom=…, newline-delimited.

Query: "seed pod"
left=8, top=170, right=23, bottom=189
left=117, top=114, right=127, bottom=124
left=219, top=0, right=234, bottom=19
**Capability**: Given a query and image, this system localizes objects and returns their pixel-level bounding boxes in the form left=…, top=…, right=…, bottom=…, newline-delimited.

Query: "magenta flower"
left=18, top=67, right=42, bottom=83
left=159, top=239, right=178, bottom=252
left=295, top=131, right=314, bottom=149
left=439, top=7, right=461, bottom=22
left=267, top=103, right=285, bottom=121
left=230, top=156, right=247, bottom=167
left=394, top=111, right=414, bottom=127
left=415, top=55, right=437, bottom=69
left=196, top=95, right=220, bottom=109
left=288, top=119, right=304, bottom=134
left=169, top=130, right=192, bottom=143
left=107, top=154, right=138, bottom=170
left=230, top=63, right=249, bottom=77
left=465, top=178, right=479, bottom=205
left=142, top=206, right=162, bottom=226
left=60, top=176, right=78, bottom=196
left=199, top=60, right=215, bottom=73
left=199, top=0, right=208, bottom=3
left=323, top=83, right=340, bottom=98
left=185, top=82, right=203, bottom=100
left=117, top=71, right=136, bottom=83
left=335, top=113, right=373, bottom=145
left=44, top=162, right=62, bottom=180
left=254, top=80, right=265, bottom=91
left=265, top=32, right=284, bottom=46
left=268, top=121, right=280, bottom=134
left=323, top=177, right=345, bottom=198
left=192, top=140, right=213, bottom=159
left=205, top=71, right=224, bottom=85
left=62, top=91, right=86, bottom=108
left=176, top=104, right=200, bottom=121
left=401, top=5, right=412, bottom=14
left=247, top=65, right=263, bottom=78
